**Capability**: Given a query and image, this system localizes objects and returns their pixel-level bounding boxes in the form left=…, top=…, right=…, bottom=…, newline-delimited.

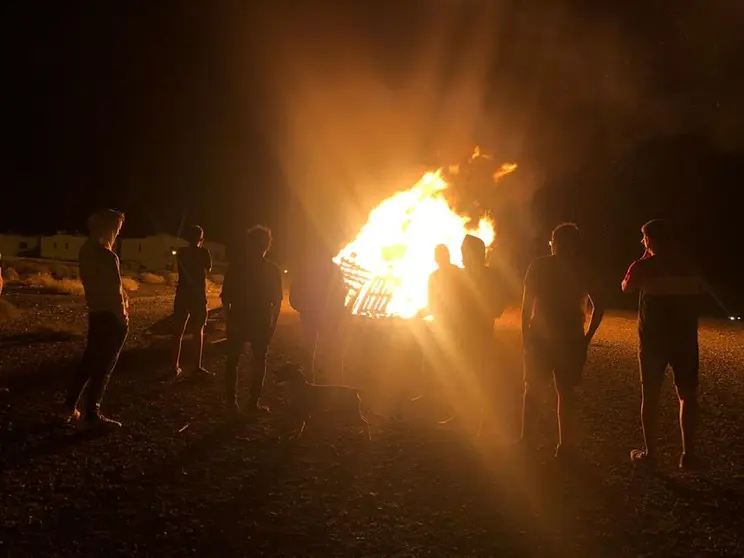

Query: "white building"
left=0, top=234, right=39, bottom=258
left=119, top=234, right=228, bottom=272
left=40, top=233, right=87, bottom=261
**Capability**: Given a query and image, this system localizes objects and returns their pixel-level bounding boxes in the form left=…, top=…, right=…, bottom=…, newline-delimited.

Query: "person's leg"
left=224, top=332, right=243, bottom=410
left=299, top=313, right=319, bottom=381
left=631, top=350, right=666, bottom=463
left=248, top=341, right=269, bottom=412
left=191, top=303, right=210, bottom=374
left=553, top=343, right=585, bottom=456
left=171, top=305, right=189, bottom=375
left=519, top=341, right=553, bottom=445
left=64, top=313, right=100, bottom=417
left=83, top=314, right=128, bottom=425
left=671, top=347, right=700, bottom=468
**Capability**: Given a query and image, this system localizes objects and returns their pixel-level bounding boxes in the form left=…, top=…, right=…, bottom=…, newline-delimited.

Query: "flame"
left=493, top=162, right=518, bottom=181
left=334, top=170, right=496, bottom=318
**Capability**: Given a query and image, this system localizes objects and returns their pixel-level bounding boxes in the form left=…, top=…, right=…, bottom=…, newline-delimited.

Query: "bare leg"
left=194, top=325, right=206, bottom=371
left=677, top=385, right=699, bottom=457
left=555, top=383, right=577, bottom=449
left=639, top=382, right=662, bottom=457
left=172, top=314, right=189, bottom=373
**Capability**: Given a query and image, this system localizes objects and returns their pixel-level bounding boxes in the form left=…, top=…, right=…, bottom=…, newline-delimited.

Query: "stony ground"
left=1, top=287, right=743, bottom=557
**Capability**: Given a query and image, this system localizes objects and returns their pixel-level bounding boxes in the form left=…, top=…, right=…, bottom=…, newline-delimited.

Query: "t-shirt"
left=460, top=265, right=504, bottom=336
left=176, top=245, right=212, bottom=301
left=79, top=239, right=128, bottom=321
left=427, top=263, right=464, bottom=328
left=289, top=260, right=347, bottom=319
left=221, top=256, right=283, bottom=333
left=623, top=254, right=703, bottom=348
left=524, top=255, right=593, bottom=340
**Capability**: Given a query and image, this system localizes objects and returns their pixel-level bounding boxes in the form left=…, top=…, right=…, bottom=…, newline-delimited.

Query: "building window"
left=19, top=242, right=27, bottom=249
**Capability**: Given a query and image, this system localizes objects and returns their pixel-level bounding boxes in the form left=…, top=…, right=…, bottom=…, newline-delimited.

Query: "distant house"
left=0, top=234, right=39, bottom=258
left=40, top=233, right=87, bottom=261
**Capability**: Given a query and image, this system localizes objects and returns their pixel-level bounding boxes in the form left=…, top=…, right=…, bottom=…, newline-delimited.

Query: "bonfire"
left=334, top=151, right=516, bottom=319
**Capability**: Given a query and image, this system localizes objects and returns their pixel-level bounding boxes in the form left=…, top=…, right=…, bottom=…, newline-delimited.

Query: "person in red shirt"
left=519, top=223, right=604, bottom=459
left=622, top=219, right=705, bottom=469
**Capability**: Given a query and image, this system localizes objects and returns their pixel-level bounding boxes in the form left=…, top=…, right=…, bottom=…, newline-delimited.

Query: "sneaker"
left=679, top=453, right=704, bottom=470
left=630, top=448, right=657, bottom=467
left=175, top=367, right=185, bottom=379
left=193, top=367, right=215, bottom=377
left=58, top=407, right=81, bottom=425
left=79, top=414, right=122, bottom=431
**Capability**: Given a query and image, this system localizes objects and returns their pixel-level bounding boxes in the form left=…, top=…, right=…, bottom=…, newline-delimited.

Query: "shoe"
left=679, top=453, right=704, bottom=470
left=193, top=367, right=215, bottom=377
left=630, top=448, right=657, bottom=467
left=175, top=367, right=185, bottom=379
left=79, top=413, right=122, bottom=431
left=58, top=407, right=81, bottom=425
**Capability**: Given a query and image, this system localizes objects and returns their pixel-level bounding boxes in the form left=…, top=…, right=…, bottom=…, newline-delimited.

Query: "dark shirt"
left=524, top=255, right=592, bottom=340
left=427, top=263, right=463, bottom=328
left=289, top=260, right=347, bottom=320
left=461, top=265, right=504, bottom=336
left=623, top=254, right=702, bottom=348
left=222, top=256, right=283, bottom=334
left=176, top=246, right=212, bottom=302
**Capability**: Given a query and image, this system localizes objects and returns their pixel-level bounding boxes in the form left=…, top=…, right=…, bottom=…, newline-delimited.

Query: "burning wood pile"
left=333, top=151, right=516, bottom=320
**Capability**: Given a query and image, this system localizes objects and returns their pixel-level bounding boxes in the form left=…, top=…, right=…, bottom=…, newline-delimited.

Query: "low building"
left=40, top=233, right=87, bottom=261
left=0, top=234, right=39, bottom=258
left=120, top=234, right=186, bottom=272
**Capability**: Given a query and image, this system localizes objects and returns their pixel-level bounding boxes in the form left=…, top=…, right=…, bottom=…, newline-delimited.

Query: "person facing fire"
left=519, top=223, right=604, bottom=460
left=289, top=239, right=348, bottom=381
left=221, top=225, right=283, bottom=415
left=622, top=219, right=705, bottom=469
left=172, top=224, right=213, bottom=378
left=62, top=209, right=129, bottom=430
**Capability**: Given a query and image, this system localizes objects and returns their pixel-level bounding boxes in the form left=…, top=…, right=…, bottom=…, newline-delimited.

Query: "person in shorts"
left=172, top=225, right=213, bottom=377
left=221, top=225, right=283, bottom=415
left=622, top=219, right=705, bottom=469
left=519, top=223, right=604, bottom=459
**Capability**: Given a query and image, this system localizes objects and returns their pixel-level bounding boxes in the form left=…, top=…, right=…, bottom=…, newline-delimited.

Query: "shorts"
left=524, top=335, right=587, bottom=390
left=174, top=295, right=208, bottom=327
left=639, top=343, right=699, bottom=391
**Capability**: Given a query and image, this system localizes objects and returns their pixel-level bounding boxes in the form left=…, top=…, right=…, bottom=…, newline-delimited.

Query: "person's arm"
left=621, top=260, right=645, bottom=293
left=220, top=265, right=233, bottom=311
left=204, top=248, right=213, bottom=274
left=103, top=250, right=128, bottom=324
left=521, top=263, right=536, bottom=341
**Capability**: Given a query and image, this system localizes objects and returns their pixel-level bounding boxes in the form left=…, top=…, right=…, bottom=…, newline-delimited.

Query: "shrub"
left=140, top=272, right=166, bottom=285
left=23, top=273, right=85, bottom=296
left=51, top=264, right=76, bottom=279
left=121, top=276, right=139, bottom=292
left=4, top=267, right=20, bottom=282
left=10, top=260, right=50, bottom=276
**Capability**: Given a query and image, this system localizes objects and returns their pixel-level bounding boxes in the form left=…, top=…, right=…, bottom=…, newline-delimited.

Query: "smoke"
left=225, top=1, right=744, bottom=243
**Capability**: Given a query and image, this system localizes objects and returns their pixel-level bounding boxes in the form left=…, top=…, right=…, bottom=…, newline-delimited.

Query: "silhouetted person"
left=622, top=219, right=704, bottom=469
left=427, top=244, right=462, bottom=325
left=439, top=235, right=504, bottom=430
left=172, top=225, right=213, bottom=377
left=520, top=223, right=604, bottom=459
left=63, top=209, right=128, bottom=430
left=289, top=242, right=347, bottom=381
left=221, top=226, right=283, bottom=415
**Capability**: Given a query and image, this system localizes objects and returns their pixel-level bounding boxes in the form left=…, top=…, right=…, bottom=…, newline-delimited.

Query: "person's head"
left=550, top=223, right=580, bottom=256
left=88, top=209, right=124, bottom=248
left=434, top=244, right=451, bottom=268
left=246, top=225, right=272, bottom=258
left=183, top=225, right=204, bottom=247
left=641, top=219, right=672, bottom=256
left=461, top=235, right=486, bottom=268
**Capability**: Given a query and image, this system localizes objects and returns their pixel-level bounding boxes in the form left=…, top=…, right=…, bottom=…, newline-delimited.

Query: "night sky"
left=4, top=1, right=744, bottom=285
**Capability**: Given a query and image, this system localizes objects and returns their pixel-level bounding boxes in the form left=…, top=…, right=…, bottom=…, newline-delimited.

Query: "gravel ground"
left=1, top=290, right=743, bottom=557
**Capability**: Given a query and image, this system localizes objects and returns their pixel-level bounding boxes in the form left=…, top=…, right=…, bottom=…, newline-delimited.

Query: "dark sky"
left=4, top=1, right=744, bottom=266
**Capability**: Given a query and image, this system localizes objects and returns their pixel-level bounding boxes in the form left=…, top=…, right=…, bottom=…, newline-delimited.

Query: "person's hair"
left=246, top=225, right=272, bottom=256
left=183, top=225, right=204, bottom=246
left=641, top=219, right=673, bottom=248
left=461, top=234, right=486, bottom=266
left=551, top=222, right=580, bottom=254
left=88, top=209, right=124, bottom=246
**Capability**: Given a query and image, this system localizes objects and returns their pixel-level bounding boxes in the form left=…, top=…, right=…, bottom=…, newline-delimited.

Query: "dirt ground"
left=1, top=287, right=743, bottom=557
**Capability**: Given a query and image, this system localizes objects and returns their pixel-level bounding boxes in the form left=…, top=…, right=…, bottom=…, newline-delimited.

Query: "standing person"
left=221, top=225, right=283, bottom=415
left=172, top=225, right=213, bottom=378
left=519, top=223, right=604, bottom=459
left=289, top=241, right=348, bottom=382
left=62, top=209, right=128, bottom=429
left=622, top=219, right=704, bottom=469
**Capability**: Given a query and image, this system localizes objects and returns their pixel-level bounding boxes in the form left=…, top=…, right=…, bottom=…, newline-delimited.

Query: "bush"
left=0, top=299, right=21, bottom=321
left=140, top=272, right=166, bottom=285
left=51, top=264, right=77, bottom=279
left=121, top=276, right=139, bottom=292
left=10, top=260, right=50, bottom=276
left=4, top=267, right=20, bottom=282
left=23, top=273, right=85, bottom=296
